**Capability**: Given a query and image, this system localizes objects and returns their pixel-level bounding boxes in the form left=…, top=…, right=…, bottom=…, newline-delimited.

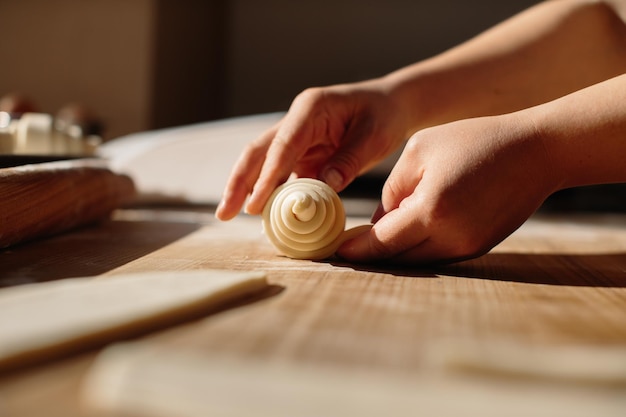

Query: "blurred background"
left=0, top=0, right=623, bottom=211
left=0, top=0, right=539, bottom=139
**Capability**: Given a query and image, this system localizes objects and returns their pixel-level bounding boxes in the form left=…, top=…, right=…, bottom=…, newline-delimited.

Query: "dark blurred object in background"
left=343, top=176, right=626, bottom=214
left=56, top=103, right=105, bottom=138
left=0, top=0, right=538, bottom=139
left=1, top=0, right=622, bottom=212
left=541, top=185, right=626, bottom=213
left=0, top=93, right=38, bottom=114
left=0, top=0, right=226, bottom=140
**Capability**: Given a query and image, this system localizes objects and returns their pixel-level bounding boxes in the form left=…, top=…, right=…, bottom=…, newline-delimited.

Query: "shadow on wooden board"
left=439, top=252, right=626, bottom=288
left=0, top=219, right=201, bottom=287
left=331, top=252, right=626, bottom=288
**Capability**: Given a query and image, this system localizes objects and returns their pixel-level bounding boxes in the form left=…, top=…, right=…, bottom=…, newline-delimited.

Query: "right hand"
left=215, top=78, right=413, bottom=220
left=337, top=112, right=557, bottom=264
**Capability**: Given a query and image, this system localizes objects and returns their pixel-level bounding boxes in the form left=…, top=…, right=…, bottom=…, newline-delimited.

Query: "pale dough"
left=262, top=178, right=371, bottom=260
left=0, top=270, right=267, bottom=371
left=82, top=343, right=626, bottom=417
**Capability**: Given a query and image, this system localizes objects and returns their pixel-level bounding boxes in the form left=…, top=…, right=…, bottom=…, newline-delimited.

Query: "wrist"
left=503, top=110, right=564, bottom=200
left=381, top=65, right=439, bottom=135
left=526, top=75, right=626, bottom=190
left=382, top=59, right=492, bottom=135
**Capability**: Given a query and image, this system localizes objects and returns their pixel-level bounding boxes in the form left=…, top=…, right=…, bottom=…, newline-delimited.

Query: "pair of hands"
left=215, top=81, right=556, bottom=264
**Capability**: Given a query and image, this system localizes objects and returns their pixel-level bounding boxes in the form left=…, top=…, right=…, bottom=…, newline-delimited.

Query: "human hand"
left=215, top=79, right=412, bottom=220
left=337, top=112, right=558, bottom=264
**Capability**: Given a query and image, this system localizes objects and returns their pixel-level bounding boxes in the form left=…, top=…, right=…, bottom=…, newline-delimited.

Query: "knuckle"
left=246, top=137, right=269, bottom=155
left=368, top=233, right=398, bottom=259
left=293, top=87, right=326, bottom=108
left=270, top=133, right=296, bottom=154
left=266, top=130, right=301, bottom=161
left=404, top=128, right=436, bottom=157
left=382, top=175, right=405, bottom=206
left=368, top=222, right=418, bottom=259
left=404, top=130, right=426, bottom=152
left=331, top=152, right=361, bottom=176
left=403, top=135, right=421, bottom=154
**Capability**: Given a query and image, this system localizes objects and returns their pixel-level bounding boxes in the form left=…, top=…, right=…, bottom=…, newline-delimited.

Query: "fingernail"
left=244, top=194, right=261, bottom=215
left=215, top=200, right=224, bottom=218
left=371, top=203, right=385, bottom=223
left=244, top=188, right=257, bottom=214
left=322, top=167, right=344, bottom=190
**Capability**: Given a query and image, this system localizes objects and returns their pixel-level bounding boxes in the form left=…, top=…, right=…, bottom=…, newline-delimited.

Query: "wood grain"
left=0, top=208, right=624, bottom=416
left=106, top=213, right=626, bottom=367
left=0, top=159, right=135, bottom=248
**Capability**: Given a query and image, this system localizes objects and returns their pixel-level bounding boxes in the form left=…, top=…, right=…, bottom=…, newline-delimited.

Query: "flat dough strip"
left=82, top=343, right=626, bottom=417
left=262, top=178, right=372, bottom=259
left=0, top=270, right=267, bottom=371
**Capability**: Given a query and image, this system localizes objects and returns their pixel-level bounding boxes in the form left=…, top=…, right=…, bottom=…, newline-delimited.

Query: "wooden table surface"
left=1, top=205, right=625, bottom=416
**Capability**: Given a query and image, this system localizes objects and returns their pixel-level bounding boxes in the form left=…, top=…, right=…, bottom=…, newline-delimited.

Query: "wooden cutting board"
left=0, top=159, right=135, bottom=248
left=0, top=209, right=625, bottom=417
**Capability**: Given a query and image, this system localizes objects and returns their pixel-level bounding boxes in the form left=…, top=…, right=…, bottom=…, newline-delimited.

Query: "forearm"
left=528, top=73, right=626, bottom=190
left=383, top=0, right=626, bottom=134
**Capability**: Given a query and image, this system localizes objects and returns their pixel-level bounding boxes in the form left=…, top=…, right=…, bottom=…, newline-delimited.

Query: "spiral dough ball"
left=262, top=178, right=358, bottom=260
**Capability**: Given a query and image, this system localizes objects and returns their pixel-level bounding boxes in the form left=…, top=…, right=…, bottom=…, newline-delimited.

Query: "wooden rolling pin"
left=0, top=159, right=135, bottom=248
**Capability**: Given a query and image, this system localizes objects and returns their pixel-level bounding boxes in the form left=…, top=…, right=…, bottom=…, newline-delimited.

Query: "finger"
left=337, top=194, right=429, bottom=262
left=371, top=202, right=385, bottom=223
left=246, top=100, right=327, bottom=214
left=319, top=119, right=389, bottom=192
left=215, top=126, right=277, bottom=220
left=337, top=137, right=429, bottom=260
left=293, top=144, right=336, bottom=179
left=380, top=140, right=425, bottom=214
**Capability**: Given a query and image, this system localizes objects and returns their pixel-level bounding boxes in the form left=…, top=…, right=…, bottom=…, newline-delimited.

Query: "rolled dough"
left=262, top=178, right=372, bottom=260
left=0, top=269, right=267, bottom=371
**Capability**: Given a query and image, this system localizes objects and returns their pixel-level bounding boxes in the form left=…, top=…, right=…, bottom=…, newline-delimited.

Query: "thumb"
left=379, top=145, right=424, bottom=217
left=337, top=194, right=429, bottom=262
left=336, top=149, right=427, bottom=261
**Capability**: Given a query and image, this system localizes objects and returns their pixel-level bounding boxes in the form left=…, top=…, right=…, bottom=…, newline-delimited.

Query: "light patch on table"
left=82, top=342, right=626, bottom=417
left=432, top=341, right=626, bottom=385
left=0, top=270, right=267, bottom=371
